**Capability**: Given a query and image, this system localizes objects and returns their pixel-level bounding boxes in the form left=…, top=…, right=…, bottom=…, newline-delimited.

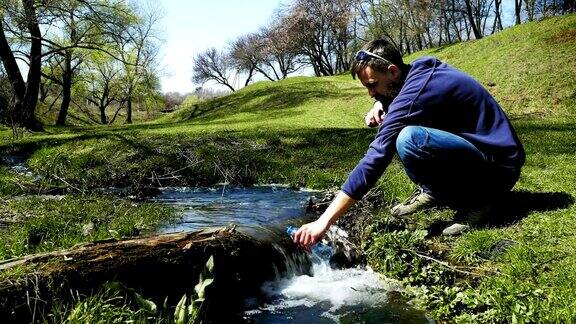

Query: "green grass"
left=404, top=15, right=576, bottom=118
left=44, top=283, right=160, bottom=324
left=0, top=16, right=572, bottom=194
left=0, top=195, right=175, bottom=260
left=0, top=13, right=574, bottom=322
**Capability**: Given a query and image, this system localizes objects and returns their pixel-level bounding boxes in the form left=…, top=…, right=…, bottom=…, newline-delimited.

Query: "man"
left=294, top=39, right=524, bottom=249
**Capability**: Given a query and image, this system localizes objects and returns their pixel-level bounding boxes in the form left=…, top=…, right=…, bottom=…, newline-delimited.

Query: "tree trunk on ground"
left=0, top=227, right=303, bottom=323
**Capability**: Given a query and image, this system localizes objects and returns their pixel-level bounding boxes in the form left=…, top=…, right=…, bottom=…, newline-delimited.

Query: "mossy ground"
left=0, top=14, right=574, bottom=322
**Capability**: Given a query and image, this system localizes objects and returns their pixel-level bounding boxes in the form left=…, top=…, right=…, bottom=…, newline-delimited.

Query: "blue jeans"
left=396, top=126, right=519, bottom=205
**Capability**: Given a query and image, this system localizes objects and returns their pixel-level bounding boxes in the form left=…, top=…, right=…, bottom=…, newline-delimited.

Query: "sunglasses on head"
left=355, top=50, right=392, bottom=65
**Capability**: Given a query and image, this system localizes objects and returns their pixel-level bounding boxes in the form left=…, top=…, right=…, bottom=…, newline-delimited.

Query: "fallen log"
left=0, top=226, right=306, bottom=323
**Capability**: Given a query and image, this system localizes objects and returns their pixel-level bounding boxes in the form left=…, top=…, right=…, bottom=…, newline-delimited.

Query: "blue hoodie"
left=342, top=57, right=525, bottom=200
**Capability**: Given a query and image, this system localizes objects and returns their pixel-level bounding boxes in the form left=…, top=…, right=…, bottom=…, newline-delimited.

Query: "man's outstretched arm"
left=293, top=191, right=357, bottom=249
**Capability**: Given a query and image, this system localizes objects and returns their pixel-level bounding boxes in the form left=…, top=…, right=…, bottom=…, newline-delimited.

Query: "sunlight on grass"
left=0, top=14, right=574, bottom=323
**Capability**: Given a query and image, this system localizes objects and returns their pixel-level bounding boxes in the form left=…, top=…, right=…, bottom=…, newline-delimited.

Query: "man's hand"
left=293, top=219, right=330, bottom=250
left=365, top=100, right=385, bottom=127
left=293, top=191, right=356, bottom=250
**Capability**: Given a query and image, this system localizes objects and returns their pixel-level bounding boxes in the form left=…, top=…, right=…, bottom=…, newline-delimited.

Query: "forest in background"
left=0, top=0, right=574, bottom=132
left=193, top=0, right=575, bottom=90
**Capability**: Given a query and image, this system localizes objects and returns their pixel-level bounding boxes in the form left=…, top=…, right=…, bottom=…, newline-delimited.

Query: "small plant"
left=46, top=256, right=216, bottom=323
left=174, top=255, right=215, bottom=324
left=46, top=282, right=157, bottom=323
left=365, top=229, right=428, bottom=278
left=450, top=230, right=502, bottom=264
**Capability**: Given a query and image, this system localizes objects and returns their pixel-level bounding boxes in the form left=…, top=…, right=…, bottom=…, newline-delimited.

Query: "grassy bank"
left=361, top=116, right=576, bottom=322
left=0, top=195, right=175, bottom=261
left=0, top=14, right=574, bottom=322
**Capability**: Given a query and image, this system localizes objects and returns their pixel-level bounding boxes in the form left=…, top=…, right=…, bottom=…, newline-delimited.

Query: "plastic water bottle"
left=286, top=225, right=334, bottom=261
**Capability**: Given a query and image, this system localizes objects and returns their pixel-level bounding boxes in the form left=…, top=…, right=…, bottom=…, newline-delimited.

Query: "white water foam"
left=252, top=261, right=402, bottom=319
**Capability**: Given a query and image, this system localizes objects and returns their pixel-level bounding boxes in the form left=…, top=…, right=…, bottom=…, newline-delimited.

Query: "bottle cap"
left=286, top=225, right=298, bottom=235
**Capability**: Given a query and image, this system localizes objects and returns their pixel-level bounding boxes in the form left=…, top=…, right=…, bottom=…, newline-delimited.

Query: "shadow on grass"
left=424, top=190, right=574, bottom=236
left=485, top=190, right=574, bottom=226
left=513, top=117, right=576, bottom=155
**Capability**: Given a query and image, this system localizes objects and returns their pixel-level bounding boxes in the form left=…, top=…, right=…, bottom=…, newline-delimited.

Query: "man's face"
left=357, top=65, right=402, bottom=103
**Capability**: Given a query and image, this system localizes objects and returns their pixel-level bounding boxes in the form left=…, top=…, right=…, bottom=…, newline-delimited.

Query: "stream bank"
left=0, top=185, right=432, bottom=323
left=2, top=114, right=575, bottom=322
left=0, top=153, right=476, bottom=324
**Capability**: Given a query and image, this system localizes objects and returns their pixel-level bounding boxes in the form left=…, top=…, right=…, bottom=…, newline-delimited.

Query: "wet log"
left=0, top=226, right=303, bottom=323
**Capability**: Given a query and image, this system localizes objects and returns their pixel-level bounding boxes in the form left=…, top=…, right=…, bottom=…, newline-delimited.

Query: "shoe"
left=442, top=223, right=470, bottom=236
left=390, top=188, right=436, bottom=218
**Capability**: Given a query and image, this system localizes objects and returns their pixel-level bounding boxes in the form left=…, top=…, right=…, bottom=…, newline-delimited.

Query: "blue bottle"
left=286, top=225, right=333, bottom=261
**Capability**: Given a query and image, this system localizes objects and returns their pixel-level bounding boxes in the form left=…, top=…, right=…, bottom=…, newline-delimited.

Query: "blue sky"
left=159, top=0, right=286, bottom=93
left=158, top=0, right=518, bottom=94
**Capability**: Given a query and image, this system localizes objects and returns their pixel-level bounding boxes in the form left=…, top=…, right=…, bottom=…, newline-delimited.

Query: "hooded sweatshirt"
left=342, top=57, right=525, bottom=200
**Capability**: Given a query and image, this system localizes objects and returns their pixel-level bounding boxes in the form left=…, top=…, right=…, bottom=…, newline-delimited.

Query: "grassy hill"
left=162, top=13, right=575, bottom=127
left=0, top=13, right=575, bottom=322
left=0, top=15, right=573, bottom=192
left=407, top=15, right=576, bottom=117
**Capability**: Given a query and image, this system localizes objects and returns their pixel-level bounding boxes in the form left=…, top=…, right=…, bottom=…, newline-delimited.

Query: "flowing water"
left=0, top=155, right=41, bottom=180
left=155, top=185, right=431, bottom=323
left=155, top=185, right=313, bottom=232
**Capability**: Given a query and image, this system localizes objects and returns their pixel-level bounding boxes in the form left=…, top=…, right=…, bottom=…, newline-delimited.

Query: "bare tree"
left=492, top=0, right=504, bottom=34
left=82, top=55, right=123, bottom=124
left=229, top=33, right=261, bottom=84
left=261, top=22, right=305, bottom=79
left=462, top=0, right=494, bottom=39
left=447, top=0, right=469, bottom=42
left=528, top=0, right=567, bottom=18
left=192, top=47, right=236, bottom=92
left=356, top=0, right=458, bottom=53
left=193, top=86, right=229, bottom=100
left=163, top=92, right=186, bottom=111
left=280, top=0, right=355, bottom=76
left=114, top=1, right=162, bottom=124
left=356, top=1, right=406, bottom=52
left=230, top=27, right=303, bottom=83
left=524, top=0, right=537, bottom=20
left=565, top=0, right=576, bottom=13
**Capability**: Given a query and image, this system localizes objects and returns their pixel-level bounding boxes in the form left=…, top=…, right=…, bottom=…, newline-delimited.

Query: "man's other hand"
left=365, top=100, right=385, bottom=127
left=293, top=219, right=329, bottom=250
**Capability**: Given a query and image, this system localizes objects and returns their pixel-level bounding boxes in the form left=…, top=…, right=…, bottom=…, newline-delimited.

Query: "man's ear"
left=388, top=64, right=401, bottom=80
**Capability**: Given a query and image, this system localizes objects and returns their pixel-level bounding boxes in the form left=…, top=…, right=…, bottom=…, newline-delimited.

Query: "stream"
left=154, top=185, right=431, bottom=323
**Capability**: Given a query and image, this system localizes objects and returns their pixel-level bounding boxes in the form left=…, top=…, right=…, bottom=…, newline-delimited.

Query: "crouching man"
left=294, top=39, right=524, bottom=248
